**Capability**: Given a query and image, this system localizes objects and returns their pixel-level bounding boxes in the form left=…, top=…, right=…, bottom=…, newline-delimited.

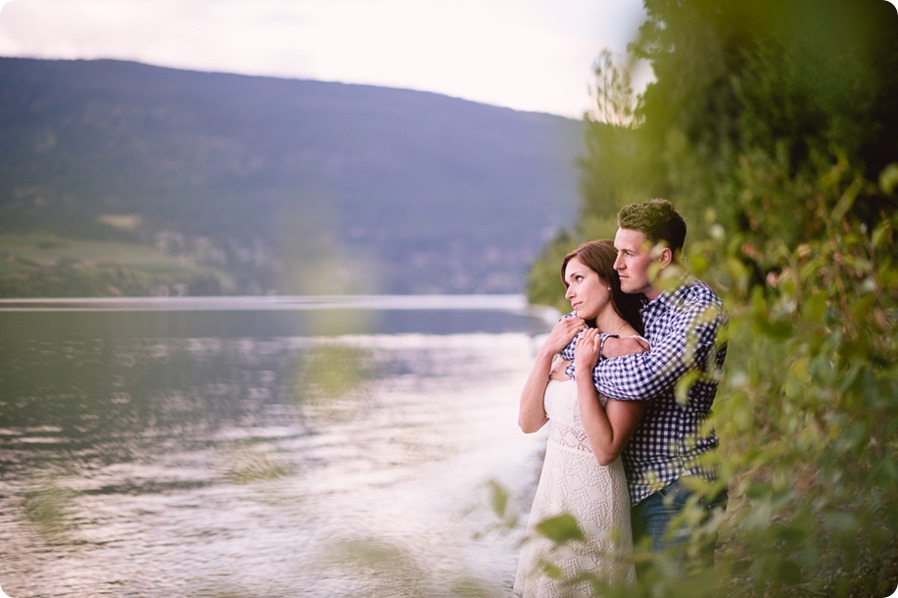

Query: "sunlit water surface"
left=0, top=297, right=553, bottom=597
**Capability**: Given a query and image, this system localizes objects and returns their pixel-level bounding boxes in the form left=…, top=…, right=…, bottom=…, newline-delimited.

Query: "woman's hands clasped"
left=541, top=316, right=586, bottom=356
left=520, top=315, right=586, bottom=432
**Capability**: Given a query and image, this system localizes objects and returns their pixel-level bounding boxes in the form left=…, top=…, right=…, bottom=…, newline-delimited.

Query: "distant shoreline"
left=0, top=294, right=560, bottom=319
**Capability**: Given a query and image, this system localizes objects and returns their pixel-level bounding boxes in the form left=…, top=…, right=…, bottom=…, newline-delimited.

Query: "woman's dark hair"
left=561, top=240, right=644, bottom=336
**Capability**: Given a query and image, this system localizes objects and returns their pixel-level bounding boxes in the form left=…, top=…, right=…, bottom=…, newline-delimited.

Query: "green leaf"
left=825, top=512, right=857, bottom=534
left=675, top=370, right=700, bottom=406
left=773, top=558, right=804, bottom=584
left=535, top=513, right=586, bottom=545
left=758, top=315, right=794, bottom=340
left=801, top=291, right=827, bottom=323
left=879, top=163, right=898, bottom=195
left=488, top=480, right=509, bottom=519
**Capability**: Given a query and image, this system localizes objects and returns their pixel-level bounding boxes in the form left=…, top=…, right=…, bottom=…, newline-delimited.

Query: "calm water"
left=0, top=296, right=555, bottom=597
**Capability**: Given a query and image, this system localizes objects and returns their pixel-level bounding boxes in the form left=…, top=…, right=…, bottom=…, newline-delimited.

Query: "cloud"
left=0, top=0, right=646, bottom=117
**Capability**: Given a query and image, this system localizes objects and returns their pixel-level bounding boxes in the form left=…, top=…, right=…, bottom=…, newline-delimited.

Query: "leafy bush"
left=524, top=1, right=898, bottom=595
left=692, top=163, right=898, bottom=597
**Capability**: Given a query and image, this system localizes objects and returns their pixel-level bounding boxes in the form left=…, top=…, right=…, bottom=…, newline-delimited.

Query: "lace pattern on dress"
left=514, top=380, right=635, bottom=596
left=549, top=421, right=593, bottom=453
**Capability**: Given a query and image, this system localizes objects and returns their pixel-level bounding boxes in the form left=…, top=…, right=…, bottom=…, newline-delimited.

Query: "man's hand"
left=601, top=335, right=650, bottom=359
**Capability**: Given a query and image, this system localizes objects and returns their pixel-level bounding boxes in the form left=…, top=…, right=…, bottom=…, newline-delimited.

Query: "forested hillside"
left=0, top=58, right=585, bottom=296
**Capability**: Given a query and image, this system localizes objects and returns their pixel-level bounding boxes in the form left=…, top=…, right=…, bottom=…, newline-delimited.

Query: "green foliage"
left=298, top=343, right=377, bottom=401
left=576, top=50, right=650, bottom=230
left=630, top=0, right=898, bottom=250
left=525, top=1, right=898, bottom=594
left=699, top=173, right=898, bottom=597
left=23, top=476, right=76, bottom=538
left=486, top=479, right=520, bottom=531
left=521, top=180, right=898, bottom=597
left=535, top=513, right=587, bottom=546
left=524, top=229, right=575, bottom=312
left=223, top=444, right=295, bottom=484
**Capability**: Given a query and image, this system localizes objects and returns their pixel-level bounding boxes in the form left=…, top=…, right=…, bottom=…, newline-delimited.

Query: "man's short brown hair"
left=617, top=198, right=687, bottom=255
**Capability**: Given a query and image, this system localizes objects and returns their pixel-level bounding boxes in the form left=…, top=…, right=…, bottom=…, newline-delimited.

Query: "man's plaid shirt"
left=560, top=277, right=728, bottom=505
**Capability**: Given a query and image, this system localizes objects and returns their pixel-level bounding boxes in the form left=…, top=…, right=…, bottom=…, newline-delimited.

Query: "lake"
left=0, top=295, right=556, bottom=597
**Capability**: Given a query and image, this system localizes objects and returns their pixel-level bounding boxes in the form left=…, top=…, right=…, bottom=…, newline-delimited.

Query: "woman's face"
left=563, top=255, right=611, bottom=321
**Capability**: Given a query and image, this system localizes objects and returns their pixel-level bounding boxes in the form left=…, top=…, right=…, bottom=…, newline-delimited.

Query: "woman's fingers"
left=577, top=328, right=598, bottom=342
left=545, top=318, right=588, bottom=353
left=573, top=329, right=601, bottom=372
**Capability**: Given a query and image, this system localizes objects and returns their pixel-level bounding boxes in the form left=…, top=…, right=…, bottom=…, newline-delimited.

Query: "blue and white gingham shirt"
left=560, top=277, right=728, bottom=505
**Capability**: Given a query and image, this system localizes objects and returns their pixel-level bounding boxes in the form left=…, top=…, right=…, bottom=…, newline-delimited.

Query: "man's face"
left=613, top=228, right=663, bottom=299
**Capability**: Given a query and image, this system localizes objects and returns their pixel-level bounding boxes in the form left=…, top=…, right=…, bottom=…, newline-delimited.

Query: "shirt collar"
left=643, top=274, right=694, bottom=312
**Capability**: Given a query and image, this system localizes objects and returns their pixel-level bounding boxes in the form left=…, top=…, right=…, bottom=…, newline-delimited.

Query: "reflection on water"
left=0, top=299, right=551, bottom=597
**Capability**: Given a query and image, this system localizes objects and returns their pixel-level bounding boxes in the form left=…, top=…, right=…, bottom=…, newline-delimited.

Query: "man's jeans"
left=631, top=478, right=728, bottom=572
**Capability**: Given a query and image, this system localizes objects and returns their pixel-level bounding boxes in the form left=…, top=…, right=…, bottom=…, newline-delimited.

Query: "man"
left=560, top=198, right=728, bottom=570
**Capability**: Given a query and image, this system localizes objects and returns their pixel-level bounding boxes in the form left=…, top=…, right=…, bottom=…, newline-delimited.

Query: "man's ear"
left=657, top=246, right=673, bottom=268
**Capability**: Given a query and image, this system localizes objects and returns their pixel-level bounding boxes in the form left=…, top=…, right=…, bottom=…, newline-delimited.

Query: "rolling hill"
left=0, top=57, right=587, bottom=296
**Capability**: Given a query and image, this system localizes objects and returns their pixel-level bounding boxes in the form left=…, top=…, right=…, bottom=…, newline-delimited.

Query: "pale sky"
left=0, top=0, right=648, bottom=118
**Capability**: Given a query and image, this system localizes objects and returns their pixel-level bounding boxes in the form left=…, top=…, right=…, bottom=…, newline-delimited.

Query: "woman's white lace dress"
left=513, top=379, right=635, bottom=597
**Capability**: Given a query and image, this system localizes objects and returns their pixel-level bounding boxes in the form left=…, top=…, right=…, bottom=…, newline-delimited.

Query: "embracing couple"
left=514, top=198, right=729, bottom=596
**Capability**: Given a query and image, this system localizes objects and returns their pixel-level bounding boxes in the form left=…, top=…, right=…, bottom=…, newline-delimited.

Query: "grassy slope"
left=0, top=233, right=233, bottom=297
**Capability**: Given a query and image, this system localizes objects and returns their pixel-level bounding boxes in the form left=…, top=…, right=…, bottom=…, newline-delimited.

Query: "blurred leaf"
left=801, top=291, right=827, bottom=323
left=301, top=343, right=374, bottom=399
left=879, top=163, right=898, bottom=195
left=773, top=559, right=803, bottom=584
left=825, top=512, right=857, bottom=535
left=224, top=447, right=294, bottom=484
left=675, top=370, right=700, bottom=406
left=756, top=314, right=794, bottom=340
left=535, top=513, right=585, bottom=545
left=487, top=480, right=509, bottom=519
left=540, top=561, right=563, bottom=580
left=23, top=477, right=76, bottom=537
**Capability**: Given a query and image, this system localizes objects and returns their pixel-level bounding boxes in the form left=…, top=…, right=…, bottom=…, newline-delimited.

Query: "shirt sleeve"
left=593, top=298, right=726, bottom=401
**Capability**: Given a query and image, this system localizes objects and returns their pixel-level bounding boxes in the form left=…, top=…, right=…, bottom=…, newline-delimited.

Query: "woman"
left=513, top=240, right=648, bottom=597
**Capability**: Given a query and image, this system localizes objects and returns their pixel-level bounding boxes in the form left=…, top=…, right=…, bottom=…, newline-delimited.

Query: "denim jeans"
left=631, top=478, right=728, bottom=573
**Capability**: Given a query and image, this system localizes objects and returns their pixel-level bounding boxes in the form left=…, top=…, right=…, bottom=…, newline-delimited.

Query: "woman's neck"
left=595, top=310, right=629, bottom=335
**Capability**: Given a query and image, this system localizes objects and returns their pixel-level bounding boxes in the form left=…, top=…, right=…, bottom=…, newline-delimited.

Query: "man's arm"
left=601, top=336, right=649, bottom=358
left=593, top=301, right=726, bottom=401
